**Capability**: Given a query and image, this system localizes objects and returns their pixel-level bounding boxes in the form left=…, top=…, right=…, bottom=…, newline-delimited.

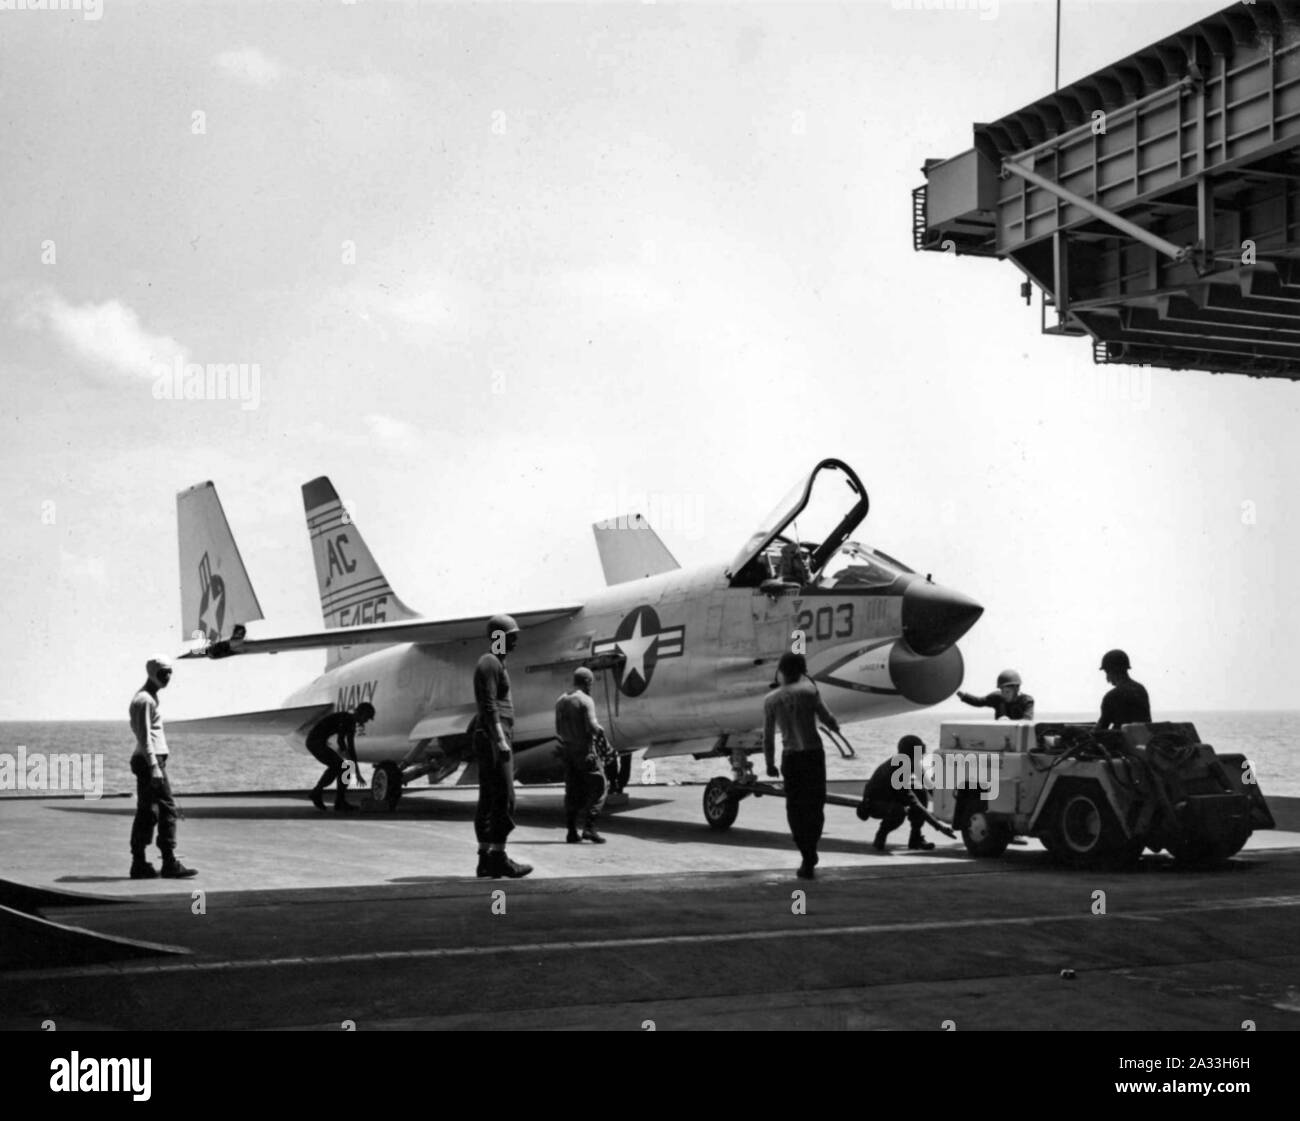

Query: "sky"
left=2, top=0, right=1296, bottom=720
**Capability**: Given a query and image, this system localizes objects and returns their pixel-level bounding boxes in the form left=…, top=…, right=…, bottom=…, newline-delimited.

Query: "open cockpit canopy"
left=726, top=459, right=871, bottom=588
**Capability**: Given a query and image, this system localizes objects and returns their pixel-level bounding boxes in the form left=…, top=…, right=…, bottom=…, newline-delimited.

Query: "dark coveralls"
left=473, top=652, right=516, bottom=845
left=1097, top=679, right=1151, bottom=730
left=958, top=691, right=1035, bottom=720
left=129, top=689, right=178, bottom=861
left=555, top=690, right=606, bottom=833
left=763, top=678, right=839, bottom=868
left=306, top=711, right=360, bottom=804
left=859, top=754, right=930, bottom=842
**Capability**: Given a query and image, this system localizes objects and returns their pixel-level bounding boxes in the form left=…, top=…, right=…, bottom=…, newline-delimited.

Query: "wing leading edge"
left=177, top=605, right=583, bottom=660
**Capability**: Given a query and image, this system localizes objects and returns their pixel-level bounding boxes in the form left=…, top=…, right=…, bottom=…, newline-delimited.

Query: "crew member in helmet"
left=472, top=614, right=532, bottom=878
left=555, top=666, right=608, bottom=844
left=306, top=702, right=375, bottom=812
left=856, top=734, right=936, bottom=852
left=1096, top=649, right=1151, bottom=730
left=957, top=669, right=1035, bottom=720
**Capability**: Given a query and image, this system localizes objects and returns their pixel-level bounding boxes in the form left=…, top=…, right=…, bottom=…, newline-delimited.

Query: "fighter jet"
left=170, top=460, right=983, bottom=815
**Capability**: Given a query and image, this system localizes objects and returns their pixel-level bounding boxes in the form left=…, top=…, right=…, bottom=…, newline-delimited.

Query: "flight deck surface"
left=3, top=783, right=1298, bottom=1031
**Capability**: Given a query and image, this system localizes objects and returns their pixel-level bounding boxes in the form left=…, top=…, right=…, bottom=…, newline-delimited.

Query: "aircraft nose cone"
left=902, top=580, right=984, bottom=656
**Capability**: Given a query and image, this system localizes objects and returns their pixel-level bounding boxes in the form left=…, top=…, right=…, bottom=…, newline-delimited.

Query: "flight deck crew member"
left=306, top=702, right=374, bottom=812
left=555, top=666, right=607, bottom=844
left=957, top=669, right=1035, bottom=720
left=473, top=614, right=532, bottom=879
left=763, top=652, right=841, bottom=880
left=856, top=735, right=935, bottom=852
left=128, top=655, right=197, bottom=879
left=1096, top=649, right=1151, bottom=730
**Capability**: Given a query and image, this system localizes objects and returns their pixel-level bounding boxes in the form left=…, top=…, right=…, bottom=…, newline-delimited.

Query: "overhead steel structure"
left=914, top=0, right=1300, bottom=380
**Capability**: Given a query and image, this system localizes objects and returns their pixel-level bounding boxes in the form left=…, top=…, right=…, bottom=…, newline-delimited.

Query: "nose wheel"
left=703, top=777, right=740, bottom=831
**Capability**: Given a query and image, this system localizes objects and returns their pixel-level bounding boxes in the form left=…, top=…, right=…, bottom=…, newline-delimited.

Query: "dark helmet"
left=997, top=669, right=1022, bottom=688
left=777, top=651, right=808, bottom=680
left=897, top=733, right=926, bottom=754
left=1099, top=649, right=1131, bottom=673
left=355, top=702, right=376, bottom=722
left=486, top=613, right=520, bottom=639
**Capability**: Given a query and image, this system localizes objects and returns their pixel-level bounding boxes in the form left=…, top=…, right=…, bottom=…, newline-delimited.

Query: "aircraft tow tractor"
left=932, top=720, right=1275, bottom=868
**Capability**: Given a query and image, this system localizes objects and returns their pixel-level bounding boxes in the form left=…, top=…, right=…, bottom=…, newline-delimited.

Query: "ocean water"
left=1, top=711, right=1296, bottom=800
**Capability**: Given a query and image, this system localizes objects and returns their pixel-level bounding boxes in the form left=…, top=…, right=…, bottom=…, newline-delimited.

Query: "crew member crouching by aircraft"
left=472, top=614, right=532, bottom=879
left=763, top=652, right=841, bottom=880
left=555, top=666, right=608, bottom=844
left=1096, top=649, right=1151, bottom=730
left=856, top=735, right=935, bottom=852
left=128, top=656, right=197, bottom=879
left=957, top=669, right=1035, bottom=720
left=306, top=702, right=374, bottom=812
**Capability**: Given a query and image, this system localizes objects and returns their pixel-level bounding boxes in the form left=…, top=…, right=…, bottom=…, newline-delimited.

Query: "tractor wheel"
left=961, top=811, right=1013, bottom=858
left=703, top=777, right=739, bottom=831
left=1043, top=787, right=1131, bottom=869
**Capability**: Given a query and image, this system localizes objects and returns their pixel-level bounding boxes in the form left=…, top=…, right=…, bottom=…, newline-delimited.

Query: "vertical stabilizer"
left=302, top=477, right=421, bottom=669
left=177, top=482, right=265, bottom=647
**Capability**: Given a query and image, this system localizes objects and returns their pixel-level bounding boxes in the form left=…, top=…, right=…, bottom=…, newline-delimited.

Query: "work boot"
left=309, top=789, right=326, bottom=811
left=160, top=859, right=198, bottom=879
left=497, top=853, right=533, bottom=878
left=907, top=830, right=935, bottom=851
left=566, top=829, right=582, bottom=843
left=873, top=828, right=889, bottom=853
left=334, top=798, right=357, bottom=813
left=796, top=861, right=815, bottom=880
left=476, top=851, right=491, bottom=877
left=580, top=828, right=606, bottom=844
left=129, top=859, right=158, bottom=880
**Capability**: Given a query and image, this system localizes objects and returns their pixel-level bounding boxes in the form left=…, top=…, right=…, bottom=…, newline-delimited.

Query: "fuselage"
left=282, top=547, right=978, bottom=779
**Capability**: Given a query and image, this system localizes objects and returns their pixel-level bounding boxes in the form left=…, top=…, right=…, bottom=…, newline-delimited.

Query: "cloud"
left=214, top=47, right=283, bottom=88
left=30, top=291, right=187, bottom=379
left=363, top=413, right=421, bottom=453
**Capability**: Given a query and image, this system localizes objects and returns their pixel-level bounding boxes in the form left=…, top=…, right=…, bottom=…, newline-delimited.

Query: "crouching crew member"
left=763, top=652, right=841, bottom=880
left=1096, top=649, right=1151, bottom=730
left=957, top=669, right=1035, bottom=720
left=856, top=734, right=935, bottom=852
left=555, top=667, right=608, bottom=844
left=473, top=614, right=532, bottom=879
left=306, top=702, right=374, bottom=812
left=129, top=656, right=197, bottom=879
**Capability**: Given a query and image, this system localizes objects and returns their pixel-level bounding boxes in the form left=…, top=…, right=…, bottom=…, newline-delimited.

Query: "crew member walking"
left=473, top=614, right=532, bottom=878
left=957, top=669, right=1035, bottom=720
left=306, top=702, right=374, bottom=812
left=763, top=652, right=841, bottom=880
left=1096, top=649, right=1151, bottom=730
left=555, top=667, right=608, bottom=844
left=128, top=655, right=197, bottom=880
left=856, top=734, right=936, bottom=852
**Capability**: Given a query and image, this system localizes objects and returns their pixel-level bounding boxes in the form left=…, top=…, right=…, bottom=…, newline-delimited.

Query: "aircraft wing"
left=168, top=703, right=334, bottom=736
left=178, top=606, right=583, bottom=660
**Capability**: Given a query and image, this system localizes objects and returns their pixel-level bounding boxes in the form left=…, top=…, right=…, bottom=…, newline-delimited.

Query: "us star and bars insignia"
left=592, top=604, right=685, bottom=697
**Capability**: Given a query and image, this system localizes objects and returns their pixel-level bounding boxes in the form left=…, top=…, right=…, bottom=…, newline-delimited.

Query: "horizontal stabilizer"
left=178, top=606, right=582, bottom=660
left=592, top=515, right=680, bottom=585
left=168, top=703, right=333, bottom=737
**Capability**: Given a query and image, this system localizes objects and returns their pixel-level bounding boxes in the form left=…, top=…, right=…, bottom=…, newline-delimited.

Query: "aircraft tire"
left=703, top=777, right=739, bottom=831
left=372, top=762, right=403, bottom=811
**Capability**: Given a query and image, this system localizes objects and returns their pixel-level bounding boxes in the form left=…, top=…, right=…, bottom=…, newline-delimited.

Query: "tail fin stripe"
left=321, top=577, right=389, bottom=609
